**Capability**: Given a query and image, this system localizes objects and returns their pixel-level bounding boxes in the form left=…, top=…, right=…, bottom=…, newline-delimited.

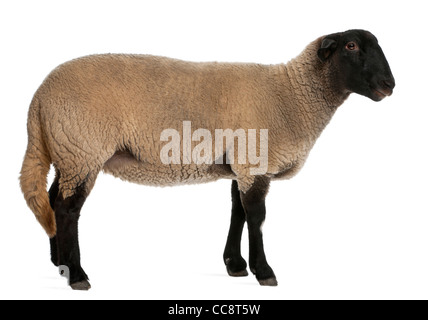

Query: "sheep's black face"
left=318, top=29, right=395, bottom=102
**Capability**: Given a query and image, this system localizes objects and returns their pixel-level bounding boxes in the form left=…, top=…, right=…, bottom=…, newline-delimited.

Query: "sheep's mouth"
left=370, top=86, right=393, bottom=100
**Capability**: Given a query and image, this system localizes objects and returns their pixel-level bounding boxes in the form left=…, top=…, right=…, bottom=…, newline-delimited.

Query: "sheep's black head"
left=317, top=29, right=395, bottom=102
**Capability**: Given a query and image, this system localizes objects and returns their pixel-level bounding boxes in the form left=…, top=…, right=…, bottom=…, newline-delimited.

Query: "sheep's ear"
left=317, top=37, right=338, bottom=62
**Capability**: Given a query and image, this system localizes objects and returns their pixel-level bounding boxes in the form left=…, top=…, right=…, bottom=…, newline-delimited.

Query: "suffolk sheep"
left=20, top=29, right=395, bottom=290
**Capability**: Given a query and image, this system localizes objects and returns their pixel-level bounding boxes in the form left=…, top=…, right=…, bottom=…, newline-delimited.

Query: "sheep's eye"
left=346, top=42, right=358, bottom=51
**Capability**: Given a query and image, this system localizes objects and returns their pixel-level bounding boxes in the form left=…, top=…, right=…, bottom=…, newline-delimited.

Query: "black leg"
left=54, top=183, right=90, bottom=290
left=240, top=176, right=277, bottom=286
left=48, top=172, right=60, bottom=266
left=223, top=180, right=248, bottom=277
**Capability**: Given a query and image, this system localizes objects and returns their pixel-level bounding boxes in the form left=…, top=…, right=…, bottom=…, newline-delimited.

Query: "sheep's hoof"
left=225, top=257, right=248, bottom=277
left=70, top=280, right=91, bottom=291
left=227, top=268, right=249, bottom=277
left=258, top=277, right=278, bottom=286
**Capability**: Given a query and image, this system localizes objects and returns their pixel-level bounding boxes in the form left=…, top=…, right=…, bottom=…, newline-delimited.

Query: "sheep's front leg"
left=240, top=176, right=277, bottom=286
left=224, top=180, right=249, bottom=277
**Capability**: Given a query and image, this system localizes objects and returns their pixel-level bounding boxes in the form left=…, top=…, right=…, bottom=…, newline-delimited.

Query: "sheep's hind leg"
left=223, top=180, right=249, bottom=277
left=54, top=182, right=91, bottom=290
left=240, top=176, right=277, bottom=286
left=48, top=171, right=60, bottom=267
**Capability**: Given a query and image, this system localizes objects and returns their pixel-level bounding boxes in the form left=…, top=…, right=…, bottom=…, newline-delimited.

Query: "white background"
left=1, top=0, right=427, bottom=300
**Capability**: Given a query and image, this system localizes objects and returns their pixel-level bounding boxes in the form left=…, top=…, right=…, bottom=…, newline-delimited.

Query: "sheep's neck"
left=273, top=50, right=349, bottom=145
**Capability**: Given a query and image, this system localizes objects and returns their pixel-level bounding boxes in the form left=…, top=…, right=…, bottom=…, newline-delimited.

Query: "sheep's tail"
left=20, top=97, right=56, bottom=238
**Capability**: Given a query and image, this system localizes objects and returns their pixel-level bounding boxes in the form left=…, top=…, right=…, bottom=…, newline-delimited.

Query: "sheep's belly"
left=103, top=151, right=235, bottom=186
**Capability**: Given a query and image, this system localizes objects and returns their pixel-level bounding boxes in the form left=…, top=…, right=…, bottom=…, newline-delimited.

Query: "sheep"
left=20, top=29, right=395, bottom=290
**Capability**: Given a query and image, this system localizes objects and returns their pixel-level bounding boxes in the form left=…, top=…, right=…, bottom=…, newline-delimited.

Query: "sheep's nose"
left=377, top=77, right=395, bottom=97
left=382, top=78, right=395, bottom=90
